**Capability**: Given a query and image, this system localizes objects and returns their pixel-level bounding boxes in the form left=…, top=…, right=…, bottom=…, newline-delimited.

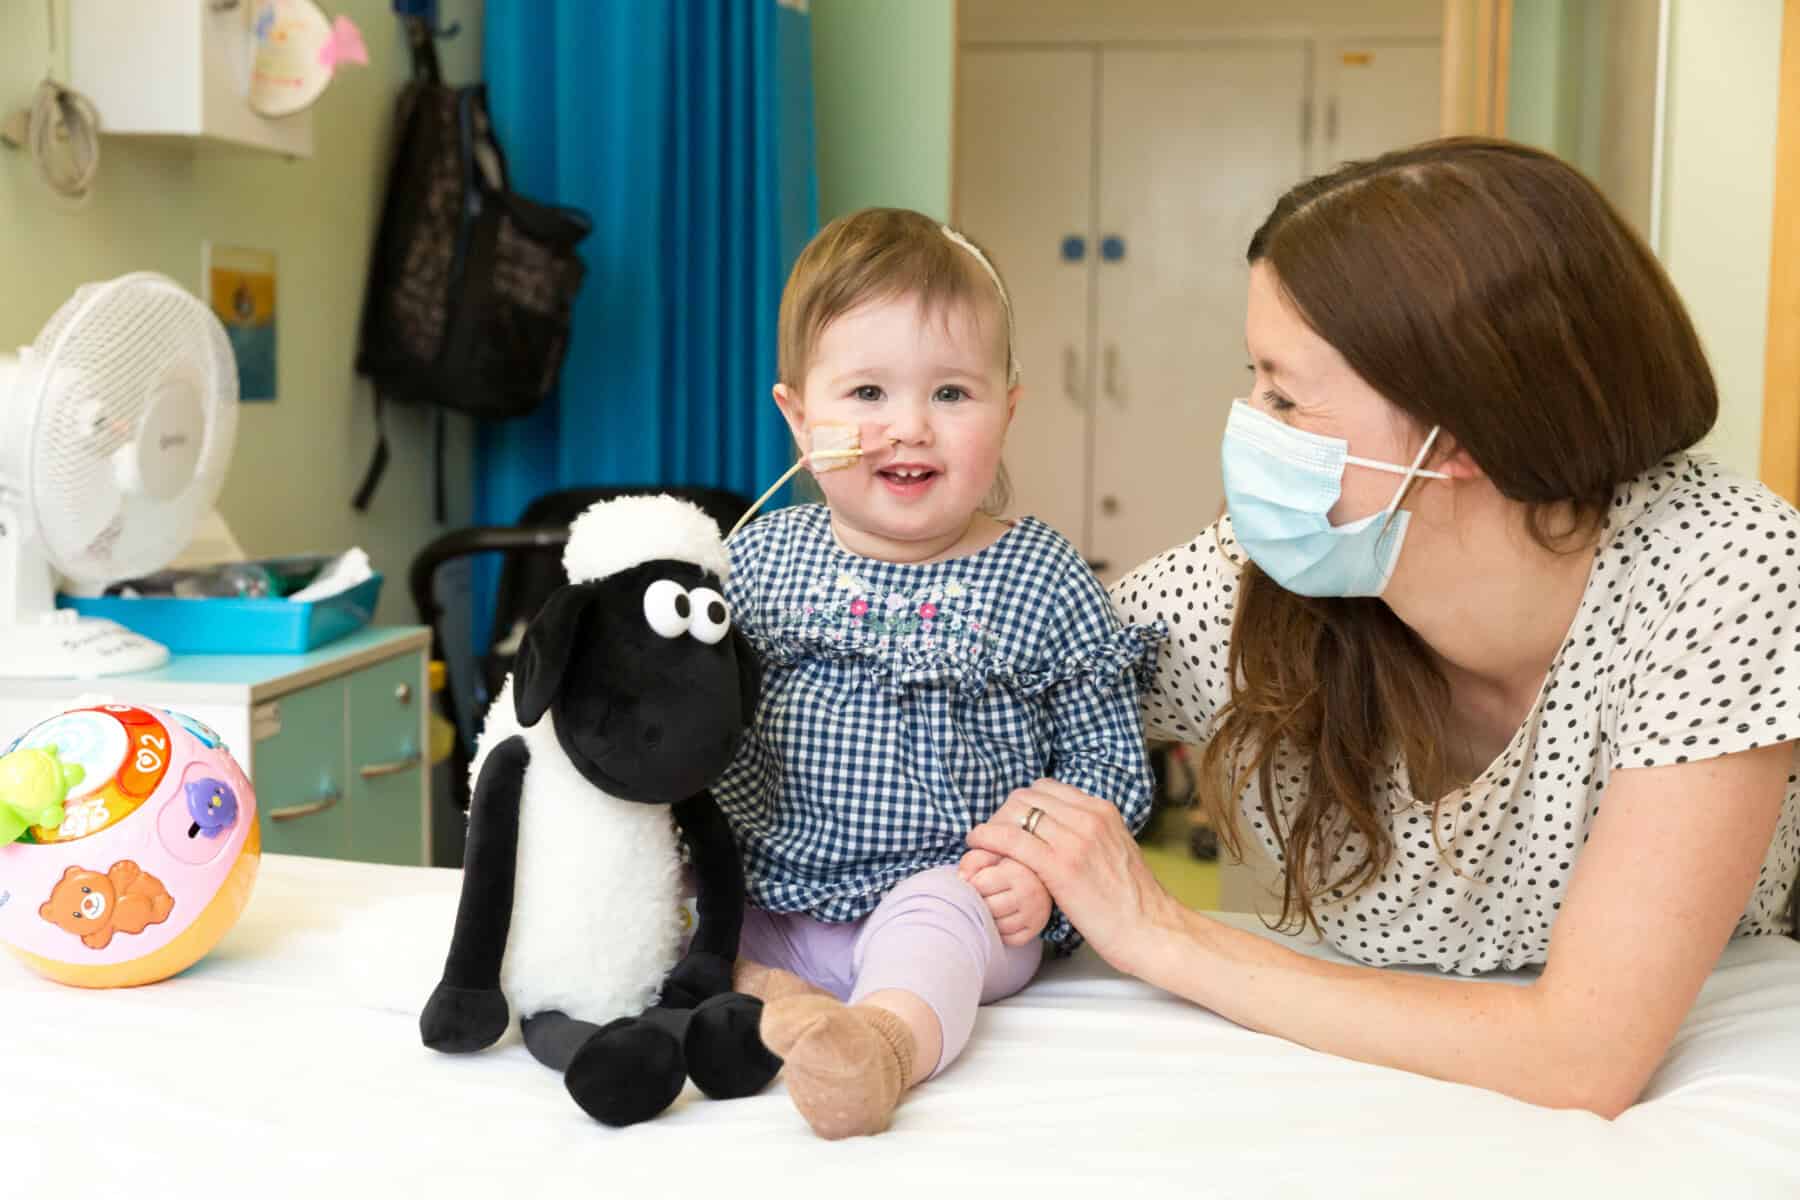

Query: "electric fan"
left=0, top=272, right=238, bottom=678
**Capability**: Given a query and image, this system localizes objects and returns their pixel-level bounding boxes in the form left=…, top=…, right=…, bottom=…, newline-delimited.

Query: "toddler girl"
left=714, top=207, right=1163, bottom=1138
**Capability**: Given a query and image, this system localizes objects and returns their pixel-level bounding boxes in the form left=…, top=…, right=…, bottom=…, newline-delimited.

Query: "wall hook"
left=391, top=0, right=460, bottom=40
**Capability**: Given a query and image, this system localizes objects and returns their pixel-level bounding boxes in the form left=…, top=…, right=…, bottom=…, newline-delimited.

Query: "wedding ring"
left=1021, top=805, right=1046, bottom=837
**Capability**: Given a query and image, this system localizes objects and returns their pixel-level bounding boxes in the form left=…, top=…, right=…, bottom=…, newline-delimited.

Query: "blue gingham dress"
left=714, top=504, right=1165, bottom=950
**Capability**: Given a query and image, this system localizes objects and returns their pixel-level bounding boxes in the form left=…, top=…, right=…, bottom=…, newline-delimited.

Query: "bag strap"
left=401, top=14, right=443, bottom=84
left=352, top=391, right=392, bottom=512
left=433, top=406, right=448, bottom=524
left=349, top=395, right=449, bottom=524
left=462, top=86, right=510, bottom=198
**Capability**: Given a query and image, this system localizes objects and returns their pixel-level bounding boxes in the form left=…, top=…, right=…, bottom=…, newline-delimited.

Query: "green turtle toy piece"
left=0, top=746, right=85, bottom=843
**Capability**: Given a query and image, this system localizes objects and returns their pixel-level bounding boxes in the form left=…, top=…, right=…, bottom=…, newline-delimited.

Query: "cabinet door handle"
left=359, top=751, right=423, bottom=779
left=1063, top=345, right=1083, bottom=408
left=270, top=785, right=342, bottom=823
left=1103, top=343, right=1122, bottom=404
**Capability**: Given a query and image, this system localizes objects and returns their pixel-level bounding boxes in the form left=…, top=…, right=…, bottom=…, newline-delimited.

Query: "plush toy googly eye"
left=688, top=588, right=730, bottom=645
left=643, top=579, right=692, bottom=639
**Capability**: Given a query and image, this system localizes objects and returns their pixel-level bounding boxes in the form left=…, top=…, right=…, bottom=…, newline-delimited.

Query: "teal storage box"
left=57, top=575, right=384, bottom=654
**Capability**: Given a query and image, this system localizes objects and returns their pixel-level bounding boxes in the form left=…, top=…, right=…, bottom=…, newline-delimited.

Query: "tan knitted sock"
left=759, top=994, right=919, bottom=1140
left=732, top=958, right=831, bottom=1003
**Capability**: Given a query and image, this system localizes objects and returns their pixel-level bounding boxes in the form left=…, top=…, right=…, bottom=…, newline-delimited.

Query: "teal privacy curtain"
left=473, top=0, right=817, bottom=636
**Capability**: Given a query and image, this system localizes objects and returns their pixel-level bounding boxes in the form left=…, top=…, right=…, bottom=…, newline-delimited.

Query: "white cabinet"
left=1320, top=42, right=1444, bottom=170
left=956, top=49, right=1098, bottom=558
left=68, top=0, right=313, bottom=157
left=1091, top=45, right=1311, bottom=578
left=957, top=38, right=1439, bottom=578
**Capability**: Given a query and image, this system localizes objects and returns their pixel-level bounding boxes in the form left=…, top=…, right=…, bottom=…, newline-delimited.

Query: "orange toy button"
left=89, top=706, right=173, bottom=799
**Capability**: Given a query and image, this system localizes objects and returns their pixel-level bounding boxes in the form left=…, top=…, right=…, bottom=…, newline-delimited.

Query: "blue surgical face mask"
left=1220, top=399, right=1449, bottom=598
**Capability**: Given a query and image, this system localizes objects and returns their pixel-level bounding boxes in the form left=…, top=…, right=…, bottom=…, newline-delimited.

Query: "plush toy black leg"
left=682, top=993, right=782, bottom=1100
left=561, top=1013, right=688, bottom=1127
left=421, top=985, right=510, bottom=1054
left=521, top=1010, right=601, bottom=1071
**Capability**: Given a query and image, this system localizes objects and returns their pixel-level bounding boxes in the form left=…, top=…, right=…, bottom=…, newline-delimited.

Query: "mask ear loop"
left=1373, top=424, right=1447, bottom=539
left=1382, top=425, right=1446, bottom=517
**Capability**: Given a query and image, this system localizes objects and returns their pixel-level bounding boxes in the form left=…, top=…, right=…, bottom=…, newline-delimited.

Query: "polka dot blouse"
left=1109, top=453, right=1800, bottom=974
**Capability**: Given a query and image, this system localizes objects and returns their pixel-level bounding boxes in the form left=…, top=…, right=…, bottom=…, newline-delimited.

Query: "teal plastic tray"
left=57, top=574, right=384, bottom=654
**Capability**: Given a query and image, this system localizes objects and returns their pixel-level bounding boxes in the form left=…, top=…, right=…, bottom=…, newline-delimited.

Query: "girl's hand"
left=966, top=778, right=1183, bottom=975
left=957, top=849, right=1052, bottom=946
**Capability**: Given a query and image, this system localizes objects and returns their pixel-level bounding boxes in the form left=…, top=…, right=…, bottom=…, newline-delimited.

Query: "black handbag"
left=353, top=18, right=593, bottom=518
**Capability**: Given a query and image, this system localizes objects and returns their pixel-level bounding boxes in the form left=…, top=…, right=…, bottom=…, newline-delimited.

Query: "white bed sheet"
left=5, top=854, right=1798, bottom=1199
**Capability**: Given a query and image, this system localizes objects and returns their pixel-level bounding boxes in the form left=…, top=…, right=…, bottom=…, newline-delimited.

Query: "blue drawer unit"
left=346, top=652, right=427, bottom=866
left=0, top=628, right=433, bottom=867
left=254, top=681, right=353, bottom=860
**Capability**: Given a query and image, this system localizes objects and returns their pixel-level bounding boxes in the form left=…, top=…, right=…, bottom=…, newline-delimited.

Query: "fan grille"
left=26, top=274, right=238, bottom=582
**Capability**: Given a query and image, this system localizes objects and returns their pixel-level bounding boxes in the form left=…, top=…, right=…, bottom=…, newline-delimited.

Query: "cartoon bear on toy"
left=40, top=861, right=175, bottom=949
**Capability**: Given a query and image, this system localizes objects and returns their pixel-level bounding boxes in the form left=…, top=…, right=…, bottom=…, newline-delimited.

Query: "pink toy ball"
left=0, top=703, right=261, bottom=988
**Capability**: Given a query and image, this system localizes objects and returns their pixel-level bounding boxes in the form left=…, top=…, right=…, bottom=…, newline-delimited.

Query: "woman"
left=964, top=138, right=1800, bottom=1118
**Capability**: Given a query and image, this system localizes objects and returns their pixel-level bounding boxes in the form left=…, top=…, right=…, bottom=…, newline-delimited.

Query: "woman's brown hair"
left=1201, top=137, right=1718, bottom=933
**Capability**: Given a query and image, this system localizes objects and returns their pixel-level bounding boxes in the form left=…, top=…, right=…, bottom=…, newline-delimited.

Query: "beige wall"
left=1661, top=0, right=1783, bottom=480
left=0, top=0, right=483, bottom=625
left=1507, top=0, right=1784, bottom=480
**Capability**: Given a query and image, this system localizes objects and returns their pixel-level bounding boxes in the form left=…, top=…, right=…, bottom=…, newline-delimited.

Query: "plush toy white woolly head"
left=562, top=495, right=732, bottom=586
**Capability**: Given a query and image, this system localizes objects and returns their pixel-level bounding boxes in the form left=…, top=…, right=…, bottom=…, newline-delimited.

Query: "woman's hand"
left=957, top=850, right=1052, bottom=946
left=966, top=778, right=1183, bottom=974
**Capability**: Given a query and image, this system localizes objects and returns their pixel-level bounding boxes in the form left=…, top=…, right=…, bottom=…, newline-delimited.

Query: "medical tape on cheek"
left=726, top=422, right=898, bottom=540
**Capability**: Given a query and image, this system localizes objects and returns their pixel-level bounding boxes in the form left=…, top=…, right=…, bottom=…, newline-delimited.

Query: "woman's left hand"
left=966, top=778, right=1182, bottom=975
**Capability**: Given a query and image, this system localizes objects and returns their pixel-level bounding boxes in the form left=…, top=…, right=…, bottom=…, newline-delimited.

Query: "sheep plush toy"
left=419, top=495, right=779, bottom=1126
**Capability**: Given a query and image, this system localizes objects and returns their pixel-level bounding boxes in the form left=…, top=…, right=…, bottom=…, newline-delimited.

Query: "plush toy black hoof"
left=684, top=992, right=782, bottom=1100
left=420, top=982, right=510, bottom=1053
left=565, top=1017, right=687, bottom=1126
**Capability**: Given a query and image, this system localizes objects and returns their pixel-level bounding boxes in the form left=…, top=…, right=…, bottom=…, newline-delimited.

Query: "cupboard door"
left=956, top=47, right=1098, bottom=557
left=252, top=683, right=350, bottom=860
left=1322, top=41, right=1443, bottom=170
left=1091, top=43, right=1310, bottom=579
left=347, top=652, right=429, bottom=866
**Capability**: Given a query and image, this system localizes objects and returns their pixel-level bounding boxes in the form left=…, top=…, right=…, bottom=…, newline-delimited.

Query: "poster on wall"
left=202, top=243, right=278, bottom=403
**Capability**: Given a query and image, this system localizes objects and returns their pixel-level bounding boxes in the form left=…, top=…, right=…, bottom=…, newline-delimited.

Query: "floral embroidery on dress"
left=792, top=570, right=999, bottom=658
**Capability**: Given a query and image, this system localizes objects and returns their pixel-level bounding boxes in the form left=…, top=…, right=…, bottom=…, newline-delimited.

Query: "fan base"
left=0, top=618, right=171, bottom=678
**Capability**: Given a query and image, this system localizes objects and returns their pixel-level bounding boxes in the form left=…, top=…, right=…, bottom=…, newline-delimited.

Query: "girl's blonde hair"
left=778, top=208, right=1018, bottom=386
left=776, top=207, right=1020, bottom=513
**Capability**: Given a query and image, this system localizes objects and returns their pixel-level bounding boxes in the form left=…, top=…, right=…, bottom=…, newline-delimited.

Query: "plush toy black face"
left=512, top=560, right=759, bottom=805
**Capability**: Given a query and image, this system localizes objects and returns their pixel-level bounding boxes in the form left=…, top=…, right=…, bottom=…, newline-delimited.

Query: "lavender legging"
left=738, top=866, right=1044, bottom=1079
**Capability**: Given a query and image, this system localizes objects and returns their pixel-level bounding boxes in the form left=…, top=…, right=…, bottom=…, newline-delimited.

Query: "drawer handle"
left=270, top=786, right=342, bottom=823
left=360, top=752, right=423, bottom=779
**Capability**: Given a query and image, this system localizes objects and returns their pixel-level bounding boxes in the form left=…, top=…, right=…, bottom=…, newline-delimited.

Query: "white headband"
left=940, top=225, right=1021, bottom=387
